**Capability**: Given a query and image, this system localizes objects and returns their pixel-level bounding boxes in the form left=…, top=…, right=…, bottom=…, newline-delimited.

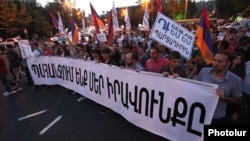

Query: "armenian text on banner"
left=27, top=56, right=218, bottom=141
left=150, top=12, right=195, bottom=59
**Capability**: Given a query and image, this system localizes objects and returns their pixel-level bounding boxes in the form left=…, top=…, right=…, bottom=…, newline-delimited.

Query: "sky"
left=38, top=0, right=206, bottom=15
left=37, top=0, right=207, bottom=15
left=37, top=0, right=138, bottom=15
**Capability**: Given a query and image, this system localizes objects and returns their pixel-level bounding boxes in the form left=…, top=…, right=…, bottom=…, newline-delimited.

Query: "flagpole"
left=82, top=10, right=86, bottom=32
left=184, top=0, right=188, bottom=19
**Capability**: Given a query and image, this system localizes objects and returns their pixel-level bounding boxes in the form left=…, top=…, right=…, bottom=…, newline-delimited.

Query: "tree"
left=215, top=0, right=250, bottom=19
left=165, top=0, right=196, bottom=20
left=0, top=0, right=18, bottom=36
left=23, top=1, right=54, bottom=38
left=28, top=10, right=52, bottom=38
left=235, top=0, right=250, bottom=15
left=15, top=1, right=32, bottom=37
left=215, top=0, right=236, bottom=19
left=186, top=0, right=197, bottom=19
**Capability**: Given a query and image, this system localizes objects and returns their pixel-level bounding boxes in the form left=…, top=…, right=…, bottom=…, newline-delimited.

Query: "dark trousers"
left=25, top=67, right=33, bottom=84
left=9, top=66, right=16, bottom=80
left=0, top=74, right=11, bottom=92
left=239, top=92, right=250, bottom=123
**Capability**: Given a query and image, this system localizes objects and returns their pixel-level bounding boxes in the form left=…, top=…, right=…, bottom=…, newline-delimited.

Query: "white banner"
left=18, top=41, right=34, bottom=58
left=27, top=56, right=218, bottom=141
left=150, top=12, right=195, bottom=59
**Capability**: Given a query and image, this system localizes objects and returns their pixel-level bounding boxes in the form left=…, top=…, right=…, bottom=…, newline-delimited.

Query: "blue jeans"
left=0, top=74, right=11, bottom=92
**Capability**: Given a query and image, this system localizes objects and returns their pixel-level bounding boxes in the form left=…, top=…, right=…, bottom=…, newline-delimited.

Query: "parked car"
left=225, top=20, right=250, bottom=30
left=0, top=37, right=29, bottom=47
left=217, top=23, right=232, bottom=31
left=50, top=34, right=67, bottom=44
left=80, top=32, right=93, bottom=42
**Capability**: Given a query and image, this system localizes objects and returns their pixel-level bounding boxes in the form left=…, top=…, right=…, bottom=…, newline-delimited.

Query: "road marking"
left=18, top=109, right=48, bottom=121
left=39, top=115, right=63, bottom=135
left=14, top=87, right=23, bottom=92
left=77, top=96, right=86, bottom=102
left=5, top=88, right=23, bottom=96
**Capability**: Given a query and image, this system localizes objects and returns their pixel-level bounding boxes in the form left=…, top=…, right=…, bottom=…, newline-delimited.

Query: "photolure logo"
left=204, top=125, right=250, bottom=140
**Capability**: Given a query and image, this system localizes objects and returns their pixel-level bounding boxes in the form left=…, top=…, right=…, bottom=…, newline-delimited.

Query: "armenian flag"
left=48, top=11, right=58, bottom=29
left=70, top=16, right=79, bottom=45
left=107, top=10, right=113, bottom=46
left=196, top=7, right=213, bottom=65
left=157, top=0, right=162, bottom=12
left=90, top=3, right=105, bottom=34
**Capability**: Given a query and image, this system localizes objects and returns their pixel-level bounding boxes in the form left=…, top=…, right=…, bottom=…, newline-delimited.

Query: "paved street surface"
left=0, top=55, right=165, bottom=141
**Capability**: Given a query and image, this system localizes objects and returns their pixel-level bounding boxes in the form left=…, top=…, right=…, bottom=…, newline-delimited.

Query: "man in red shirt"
left=145, top=46, right=169, bottom=73
left=0, top=56, right=12, bottom=96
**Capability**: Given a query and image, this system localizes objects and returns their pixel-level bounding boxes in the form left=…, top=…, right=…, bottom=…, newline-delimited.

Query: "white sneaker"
left=3, top=91, right=11, bottom=96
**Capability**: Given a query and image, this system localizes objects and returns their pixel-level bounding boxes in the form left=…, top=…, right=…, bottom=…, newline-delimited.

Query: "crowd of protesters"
left=1, top=23, right=250, bottom=125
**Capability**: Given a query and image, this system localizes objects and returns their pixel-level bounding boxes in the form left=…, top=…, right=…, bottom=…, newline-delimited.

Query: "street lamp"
left=121, top=8, right=126, bottom=17
left=142, top=0, right=149, bottom=8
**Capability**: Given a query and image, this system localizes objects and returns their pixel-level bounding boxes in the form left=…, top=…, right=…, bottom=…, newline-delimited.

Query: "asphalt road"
left=0, top=55, right=166, bottom=141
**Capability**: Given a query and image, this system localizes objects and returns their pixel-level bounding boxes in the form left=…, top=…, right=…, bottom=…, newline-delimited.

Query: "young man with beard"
left=198, top=51, right=242, bottom=124
left=123, top=52, right=144, bottom=71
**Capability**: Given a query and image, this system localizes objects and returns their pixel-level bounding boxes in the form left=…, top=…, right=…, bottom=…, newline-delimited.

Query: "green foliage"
left=0, top=0, right=18, bottom=36
left=176, top=13, right=184, bottom=20
left=15, top=2, right=32, bottom=35
left=165, top=0, right=196, bottom=20
left=0, top=0, right=249, bottom=38
left=0, top=0, right=59, bottom=38
left=215, top=0, right=236, bottom=19
left=216, top=0, right=250, bottom=19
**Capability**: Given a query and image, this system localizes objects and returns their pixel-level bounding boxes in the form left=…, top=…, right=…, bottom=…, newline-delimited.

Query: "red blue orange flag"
left=107, top=11, right=113, bottom=46
left=157, top=0, right=162, bottom=12
left=70, top=16, right=79, bottom=45
left=48, top=11, right=58, bottom=29
left=90, top=3, right=105, bottom=34
left=196, top=7, right=213, bottom=65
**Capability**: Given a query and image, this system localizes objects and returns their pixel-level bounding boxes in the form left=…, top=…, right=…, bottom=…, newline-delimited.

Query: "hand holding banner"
left=27, top=56, right=218, bottom=141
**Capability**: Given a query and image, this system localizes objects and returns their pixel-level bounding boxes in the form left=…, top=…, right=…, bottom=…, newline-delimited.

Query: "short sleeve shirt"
left=198, top=67, right=242, bottom=119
